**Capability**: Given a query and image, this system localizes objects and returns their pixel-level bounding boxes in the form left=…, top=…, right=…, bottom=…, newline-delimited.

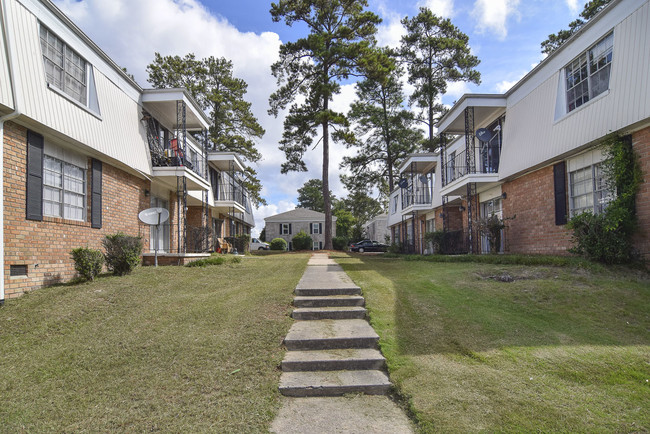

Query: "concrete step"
left=282, top=348, right=385, bottom=372
left=279, top=370, right=391, bottom=397
left=284, top=319, right=379, bottom=350
left=294, top=295, right=365, bottom=308
left=292, top=306, right=366, bottom=320
left=295, top=287, right=361, bottom=297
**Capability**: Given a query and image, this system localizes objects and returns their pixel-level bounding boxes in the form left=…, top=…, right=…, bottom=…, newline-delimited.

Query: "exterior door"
left=150, top=196, right=170, bottom=253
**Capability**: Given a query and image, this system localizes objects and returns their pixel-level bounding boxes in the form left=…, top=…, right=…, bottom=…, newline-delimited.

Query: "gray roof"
left=265, top=208, right=337, bottom=222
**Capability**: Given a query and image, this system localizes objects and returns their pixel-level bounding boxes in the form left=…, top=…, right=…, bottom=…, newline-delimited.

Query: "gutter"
left=0, top=0, right=22, bottom=305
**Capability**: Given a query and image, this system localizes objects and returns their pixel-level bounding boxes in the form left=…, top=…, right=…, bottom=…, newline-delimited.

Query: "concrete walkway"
left=271, top=253, right=413, bottom=433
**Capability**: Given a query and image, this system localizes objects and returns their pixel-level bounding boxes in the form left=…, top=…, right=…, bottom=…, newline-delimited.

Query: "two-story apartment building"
left=264, top=208, right=336, bottom=251
left=389, top=0, right=650, bottom=258
left=0, top=0, right=255, bottom=301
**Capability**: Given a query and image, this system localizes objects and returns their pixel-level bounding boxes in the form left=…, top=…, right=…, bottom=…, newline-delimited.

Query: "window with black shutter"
left=26, top=131, right=44, bottom=221
left=91, top=159, right=102, bottom=228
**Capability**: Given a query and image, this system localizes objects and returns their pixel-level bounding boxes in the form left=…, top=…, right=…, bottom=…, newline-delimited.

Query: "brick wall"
left=3, top=122, right=150, bottom=298
left=632, top=125, right=650, bottom=258
left=501, top=164, right=572, bottom=255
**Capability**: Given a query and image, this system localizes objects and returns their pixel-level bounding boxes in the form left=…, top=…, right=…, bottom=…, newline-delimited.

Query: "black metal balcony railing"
left=401, top=188, right=432, bottom=209
left=214, top=184, right=248, bottom=208
left=151, top=140, right=207, bottom=181
left=444, top=143, right=501, bottom=186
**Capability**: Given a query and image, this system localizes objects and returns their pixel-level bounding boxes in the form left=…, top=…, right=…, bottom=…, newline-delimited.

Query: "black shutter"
left=554, top=162, right=568, bottom=225
left=309, top=223, right=313, bottom=234
left=91, top=159, right=102, bottom=228
left=319, top=223, right=322, bottom=234
left=319, top=241, right=323, bottom=250
left=280, top=223, right=283, bottom=234
left=289, top=223, right=292, bottom=234
left=26, top=131, right=44, bottom=221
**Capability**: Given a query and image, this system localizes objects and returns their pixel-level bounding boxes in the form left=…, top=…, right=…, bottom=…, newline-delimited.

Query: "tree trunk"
left=322, top=97, right=333, bottom=250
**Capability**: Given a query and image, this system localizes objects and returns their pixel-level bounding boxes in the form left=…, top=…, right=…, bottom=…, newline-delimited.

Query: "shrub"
left=567, top=134, right=642, bottom=264
left=270, top=238, right=287, bottom=251
left=225, top=234, right=250, bottom=254
left=103, top=233, right=143, bottom=276
left=332, top=236, right=348, bottom=251
left=70, top=247, right=104, bottom=281
left=388, top=242, right=403, bottom=254
left=292, top=231, right=313, bottom=251
left=186, top=256, right=226, bottom=267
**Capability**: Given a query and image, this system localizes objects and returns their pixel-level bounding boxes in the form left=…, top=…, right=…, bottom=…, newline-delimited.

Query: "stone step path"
left=278, top=254, right=391, bottom=397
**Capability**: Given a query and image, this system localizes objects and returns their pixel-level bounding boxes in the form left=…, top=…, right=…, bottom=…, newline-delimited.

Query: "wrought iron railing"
left=443, top=143, right=501, bottom=186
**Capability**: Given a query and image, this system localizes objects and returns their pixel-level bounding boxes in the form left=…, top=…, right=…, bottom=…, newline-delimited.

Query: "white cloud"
left=419, top=0, right=455, bottom=18
left=566, top=0, right=580, bottom=14
left=252, top=200, right=296, bottom=237
left=444, top=81, right=470, bottom=99
left=471, top=0, right=520, bottom=40
left=495, top=79, right=517, bottom=93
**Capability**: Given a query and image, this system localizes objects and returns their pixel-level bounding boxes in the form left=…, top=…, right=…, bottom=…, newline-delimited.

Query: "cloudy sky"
left=54, top=0, right=581, bottom=235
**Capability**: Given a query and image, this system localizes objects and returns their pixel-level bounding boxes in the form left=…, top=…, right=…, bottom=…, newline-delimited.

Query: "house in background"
left=0, top=0, right=255, bottom=300
left=388, top=0, right=650, bottom=257
left=264, top=208, right=336, bottom=251
left=364, top=214, right=389, bottom=244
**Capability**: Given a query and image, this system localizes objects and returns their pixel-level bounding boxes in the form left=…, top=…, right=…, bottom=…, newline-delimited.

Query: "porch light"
left=501, top=192, right=507, bottom=199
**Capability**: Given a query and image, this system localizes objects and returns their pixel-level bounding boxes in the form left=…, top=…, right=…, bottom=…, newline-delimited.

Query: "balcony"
left=142, top=88, right=211, bottom=191
left=208, top=152, right=249, bottom=214
left=398, top=153, right=437, bottom=213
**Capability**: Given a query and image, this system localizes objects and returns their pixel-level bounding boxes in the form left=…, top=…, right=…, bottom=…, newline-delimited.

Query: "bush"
left=225, top=234, right=250, bottom=254
left=292, top=231, right=313, bottom=251
left=70, top=247, right=104, bottom=281
left=269, top=238, right=287, bottom=251
left=103, top=233, right=143, bottom=276
left=332, top=236, right=348, bottom=251
left=567, top=212, right=633, bottom=264
left=186, top=256, right=226, bottom=267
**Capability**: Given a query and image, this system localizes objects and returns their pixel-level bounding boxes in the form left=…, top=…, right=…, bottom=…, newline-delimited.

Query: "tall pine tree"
left=400, top=8, right=480, bottom=149
left=268, top=0, right=381, bottom=249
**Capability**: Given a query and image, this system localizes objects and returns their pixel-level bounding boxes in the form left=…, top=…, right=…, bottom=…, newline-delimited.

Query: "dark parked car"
left=349, top=240, right=388, bottom=253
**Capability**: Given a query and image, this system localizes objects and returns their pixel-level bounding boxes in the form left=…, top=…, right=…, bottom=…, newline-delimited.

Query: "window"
left=43, top=154, right=86, bottom=221
left=392, top=195, right=399, bottom=214
left=565, top=32, right=613, bottom=113
left=569, top=163, right=613, bottom=216
left=313, top=241, right=319, bottom=250
left=281, top=223, right=290, bottom=235
left=40, top=26, right=87, bottom=105
left=312, top=223, right=321, bottom=234
left=426, top=218, right=436, bottom=233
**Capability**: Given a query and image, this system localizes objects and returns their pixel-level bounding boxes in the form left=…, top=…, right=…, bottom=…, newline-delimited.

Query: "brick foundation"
left=3, top=122, right=151, bottom=298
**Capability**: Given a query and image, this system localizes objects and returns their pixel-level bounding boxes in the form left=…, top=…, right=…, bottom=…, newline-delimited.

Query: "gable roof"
left=265, top=208, right=337, bottom=222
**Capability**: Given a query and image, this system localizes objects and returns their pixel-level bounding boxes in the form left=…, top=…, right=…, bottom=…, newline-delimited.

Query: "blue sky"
left=55, top=0, right=582, bottom=235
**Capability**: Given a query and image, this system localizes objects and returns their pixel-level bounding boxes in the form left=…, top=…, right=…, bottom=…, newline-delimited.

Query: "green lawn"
left=0, top=254, right=309, bottom=432
left=335, top=253, right=650, bottom=433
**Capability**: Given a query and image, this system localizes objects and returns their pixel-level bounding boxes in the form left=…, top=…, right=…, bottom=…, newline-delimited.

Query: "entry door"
left=480, top=198, right=503, bottom=253
left=150, top=197, right=170, bottom=252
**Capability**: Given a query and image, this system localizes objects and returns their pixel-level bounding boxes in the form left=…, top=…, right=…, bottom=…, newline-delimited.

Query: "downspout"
left=0, top=0, right=22, bottom=305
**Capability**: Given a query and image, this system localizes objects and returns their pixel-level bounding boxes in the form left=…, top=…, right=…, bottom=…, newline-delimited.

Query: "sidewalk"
left=271, top=253, right=413, bottom=433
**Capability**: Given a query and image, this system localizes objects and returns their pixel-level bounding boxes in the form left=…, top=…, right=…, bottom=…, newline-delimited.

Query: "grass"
left=334, top=253, right=650, bottom=433
left=0, top=253, right=310, bottom=432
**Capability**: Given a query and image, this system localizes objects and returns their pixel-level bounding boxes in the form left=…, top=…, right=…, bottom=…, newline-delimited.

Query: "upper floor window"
left=565, top=32, right=613, bottom=113
left=40, top=26, right=87, bottom=104
left=281, top=223, right=291, bottom=235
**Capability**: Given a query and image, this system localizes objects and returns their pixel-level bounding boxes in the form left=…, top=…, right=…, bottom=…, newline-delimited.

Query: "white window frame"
left=40, top=25, right=88, bottom=105
left=565, top=32, right=613, bottom=113
left=313, top=241, right=319, bottom=250
left=281, top=223, right=290, bottom=235
left=43, top=154, right=86, bottom=221
left=569, top=163, right=613, bottom=217
left=312, top=223, right=321, bottom=234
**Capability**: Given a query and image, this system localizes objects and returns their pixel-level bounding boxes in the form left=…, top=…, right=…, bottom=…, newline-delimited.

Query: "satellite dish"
left=398, top=178, right=408, bottom=189
left=476, top=128, right=492, bottom=142
left=138, top=207, right=170, bottom=225
left=419, top=175, right=428, bottom=185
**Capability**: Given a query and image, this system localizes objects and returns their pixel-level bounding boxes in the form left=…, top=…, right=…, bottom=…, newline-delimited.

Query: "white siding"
left=6, top=0, right=151, bottom=173
left=0, top=13, right=12, bottom=110
left=500, top=0, right=650, bottom=179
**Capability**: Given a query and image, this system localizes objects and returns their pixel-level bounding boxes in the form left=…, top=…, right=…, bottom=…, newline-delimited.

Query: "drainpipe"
left=0, top=0, right=22, bottom=305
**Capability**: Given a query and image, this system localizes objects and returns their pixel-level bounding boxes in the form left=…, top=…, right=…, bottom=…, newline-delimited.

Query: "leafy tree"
left=147, top=53, right=266, bottom=205
left=268, top=0, right=382, bottom=249
left=297, top=179, right=334, bottom=212
left=400, top=8, right=480, bottom=149
left=259, top=227, right=267, bottom=242
left=341, top=190, right=382, bottom=241
left=340, top=48, right=424, bottom=198
left=333, top=208, right=355, bottom=239
left=541, top=0, right=612, bottom=55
